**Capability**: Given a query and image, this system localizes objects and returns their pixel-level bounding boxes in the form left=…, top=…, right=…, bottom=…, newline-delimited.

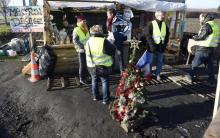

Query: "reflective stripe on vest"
left=85, top=37, right=113, bottom=68
left=196, top=21, right=220, bottom=48
left=74, top=27, right=90, bottom=45
left=152, top=20, right=166, bottom=44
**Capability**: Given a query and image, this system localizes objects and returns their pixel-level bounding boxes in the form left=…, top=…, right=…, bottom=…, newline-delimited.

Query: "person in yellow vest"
left=146, top=11, right=170, bottom=81
left=85, top=25, right=115, bottom=104
left=72, top=16, right=90, bottom=85
left=185, top=13, right=220, bottom=87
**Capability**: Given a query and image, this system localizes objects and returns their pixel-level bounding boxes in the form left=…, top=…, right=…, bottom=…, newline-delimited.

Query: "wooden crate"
left=163, top=53, right=178, bottom=63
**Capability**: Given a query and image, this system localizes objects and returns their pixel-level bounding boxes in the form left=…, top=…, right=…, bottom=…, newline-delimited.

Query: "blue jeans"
left=78, top=53, right=88, bottom=81
left=90, top=73, right=110, bottom=102
left=190, top=51, right=215, bottom=82
left=149, top=52, right=163, bottom=76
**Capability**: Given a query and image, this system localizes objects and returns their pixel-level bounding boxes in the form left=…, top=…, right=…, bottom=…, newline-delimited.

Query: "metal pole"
left=29, top=0, right=33, bottom=49
left=23, top=0, right=26, bottom=6
left=213, top=60, right=220, bottom=119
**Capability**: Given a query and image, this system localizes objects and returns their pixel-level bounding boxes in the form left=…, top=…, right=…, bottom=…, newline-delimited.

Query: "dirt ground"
left=0, top=61, right=215, bottom=138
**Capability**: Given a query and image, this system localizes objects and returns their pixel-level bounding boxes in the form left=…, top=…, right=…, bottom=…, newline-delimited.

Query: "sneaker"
left=93, top=97, right=97, bottom=101
left=102, top=101, right=109, bottom=105
left=80, top=80, right=89, bottom=85
left=156, top=75, right=161, bottom=81
left=185, top=75, right=193, bottom=83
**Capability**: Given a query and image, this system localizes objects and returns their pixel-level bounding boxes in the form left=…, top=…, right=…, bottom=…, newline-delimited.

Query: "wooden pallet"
left=47, top=74, right=172, bottom=91
left=161, top=65, right=216, bottom=99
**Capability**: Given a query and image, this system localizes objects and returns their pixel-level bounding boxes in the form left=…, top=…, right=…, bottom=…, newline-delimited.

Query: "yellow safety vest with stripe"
left=73, top=27, right=90, bottom=45
left=85, top=37, right=113, bottom=68
left=197, top=21, right=220, bottom=48
left=152, top=20, right=167, bottom=44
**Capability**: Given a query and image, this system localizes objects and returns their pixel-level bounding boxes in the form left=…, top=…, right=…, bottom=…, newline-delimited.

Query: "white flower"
left=119, top=105, right=124, bottom=113
left=128, top=93, right=134, bottom=99
left=119, top=95, right=126, bottom=106
left=140, top=83, right=144, bottom=87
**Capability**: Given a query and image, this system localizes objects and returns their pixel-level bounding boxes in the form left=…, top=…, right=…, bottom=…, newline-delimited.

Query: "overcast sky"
left=8, top=0, right=220, bottom=9
left=186, top=0, right=220, bottom=9
left=8, top=0, right=43, bottom=6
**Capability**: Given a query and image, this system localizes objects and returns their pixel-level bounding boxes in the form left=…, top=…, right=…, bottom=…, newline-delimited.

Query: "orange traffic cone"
left=28, top=51, right=41, bottom=83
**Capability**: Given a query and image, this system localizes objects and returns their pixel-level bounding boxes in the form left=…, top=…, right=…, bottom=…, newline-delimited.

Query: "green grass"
left=0, top=24, right=11, bottom=34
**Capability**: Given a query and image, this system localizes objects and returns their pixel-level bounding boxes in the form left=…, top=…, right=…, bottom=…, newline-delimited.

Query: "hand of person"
left=79, top=49, right=85, bottom=53
left=192, top=35, right=197, bottom=40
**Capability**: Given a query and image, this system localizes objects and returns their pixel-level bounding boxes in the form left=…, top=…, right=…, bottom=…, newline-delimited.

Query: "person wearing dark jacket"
left=113, top=25, right=127, bottom=72
left=85, top=25, right=115, bottom=104
left=146, top=11, right=170, bottom=80
left=186, top=13, right=220, bottom=86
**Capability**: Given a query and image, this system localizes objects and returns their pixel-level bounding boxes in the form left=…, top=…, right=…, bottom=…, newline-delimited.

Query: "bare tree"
left=0, top=0, right=10, bottom=24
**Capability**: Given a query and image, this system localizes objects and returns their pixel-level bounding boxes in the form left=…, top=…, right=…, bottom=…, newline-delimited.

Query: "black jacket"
left=113, top=31, right=127, bottom=50
left=193, top=15, right=215, bottom=53
left=146, top=19, right=170, bottom=53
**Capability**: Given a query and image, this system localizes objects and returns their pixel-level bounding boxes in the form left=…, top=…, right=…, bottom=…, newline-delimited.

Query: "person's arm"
left=103, top=39, right=116, bottom=56
left=164, top=24, right=170, bottom=46
left=72, top=29, right=84, bottom=50
left=146, top=22, right=156, bottom=52
left=193, top=24, right=212, bottom=41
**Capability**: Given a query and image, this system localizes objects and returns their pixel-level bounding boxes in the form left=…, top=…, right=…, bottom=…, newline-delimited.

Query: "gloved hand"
left=79, top=49, right=85, bottom=53
left=192, top=35, right=197, bottom=40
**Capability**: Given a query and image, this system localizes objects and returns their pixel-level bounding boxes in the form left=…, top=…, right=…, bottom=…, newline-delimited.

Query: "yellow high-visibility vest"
left=196, top=21, right=220, bottom=48
left=85, top=37, right=113, bottom=68
left=152, top=20, right=167, bottom=44
left=73, top=27, right=90, bottom=45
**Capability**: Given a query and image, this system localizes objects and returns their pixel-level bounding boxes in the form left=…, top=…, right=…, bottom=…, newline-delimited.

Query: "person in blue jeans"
left=85, top=25, right=115, bottom=104
left=186, top=13, right=219, bottom=87
left=188, top=50, right=215, bottom=83
left=146, top=11, right=170, bottom=80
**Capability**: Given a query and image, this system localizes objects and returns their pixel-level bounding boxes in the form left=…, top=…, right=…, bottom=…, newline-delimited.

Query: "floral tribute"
left=109, top=64, right=150, bottom=132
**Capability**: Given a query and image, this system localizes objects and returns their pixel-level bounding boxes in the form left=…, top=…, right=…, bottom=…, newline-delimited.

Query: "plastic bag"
left=107, top=32, right=115, bottom=44
left=136, top=51, right=151, bottom=68
left=9, top=38, right=26, bottom=54
left=38, top=45, right=57, bottom=77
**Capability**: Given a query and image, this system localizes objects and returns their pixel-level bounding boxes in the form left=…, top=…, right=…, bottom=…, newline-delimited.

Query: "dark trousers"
left=78, top=53, right=88, bottom=81
left=112, top=48, right=124, bottom=72
left=116, top=48, right=124, bottom=72
left=190, top=50, right=215, bottom=83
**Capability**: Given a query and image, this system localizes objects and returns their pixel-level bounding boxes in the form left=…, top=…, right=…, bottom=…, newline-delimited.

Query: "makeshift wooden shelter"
left=42, top=0, right=187, bottom=73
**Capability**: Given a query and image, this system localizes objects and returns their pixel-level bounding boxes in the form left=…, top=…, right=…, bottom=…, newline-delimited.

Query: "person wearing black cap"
left=72, top=15, right=90, bottom=85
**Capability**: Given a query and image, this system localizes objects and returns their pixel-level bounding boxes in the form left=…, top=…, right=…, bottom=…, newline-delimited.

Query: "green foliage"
left=218, top=5, right=220, bottom=12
